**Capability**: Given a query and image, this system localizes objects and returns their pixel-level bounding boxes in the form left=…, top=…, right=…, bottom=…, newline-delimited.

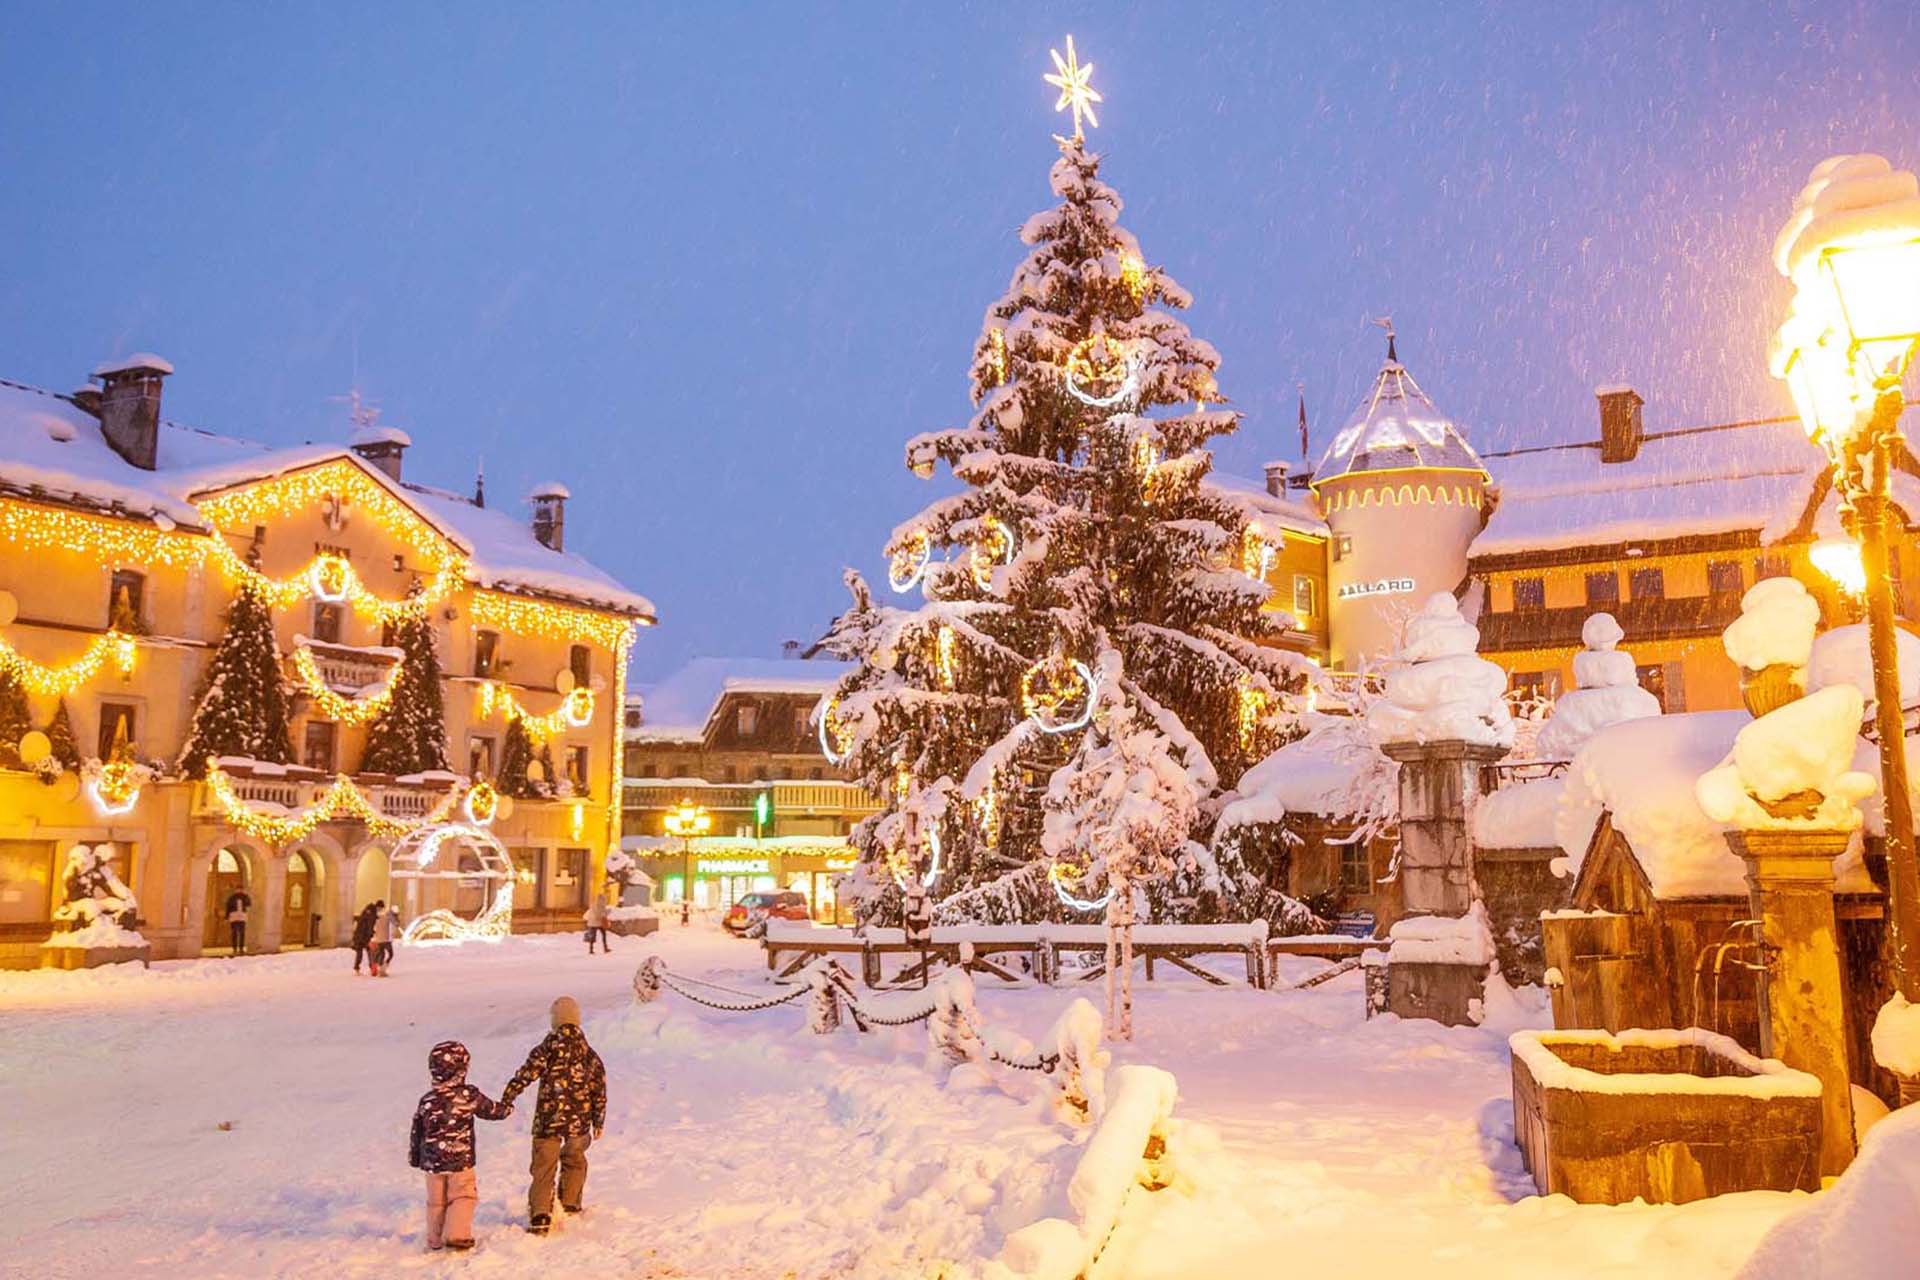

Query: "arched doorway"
left=281, top=850, right=321, bottom=947
left=203, top=847, right=252, bottom=952
left=354, top=845, right=390, bottom=916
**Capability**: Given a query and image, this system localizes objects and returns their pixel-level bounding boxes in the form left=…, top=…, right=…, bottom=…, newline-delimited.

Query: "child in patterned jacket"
left=408, top=1040, right=512, bottom=1250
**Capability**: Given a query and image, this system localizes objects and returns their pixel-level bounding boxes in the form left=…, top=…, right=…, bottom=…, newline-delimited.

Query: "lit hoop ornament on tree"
left=307, top=553, right=352, bottom=604
left=1063, top=336, right=1139, bottom=409
left=1022, top=658, right=1099, bottom=734
left=463, top=780, right=500, bottom=826
left=888, top=530, right=932, bottom=593
left=1049, top=857, right=1112, bottom=913
left=888, top=826, right=943, bottom=889
left=969, top=516, right=1016, bottom=589
left=393, top=823, right=516, bottom=946
left=817, top=696, right=855, bottom=765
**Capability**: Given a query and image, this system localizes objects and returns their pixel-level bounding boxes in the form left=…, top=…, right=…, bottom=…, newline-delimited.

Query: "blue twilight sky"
left=4, top=4, right=1919, bottom=678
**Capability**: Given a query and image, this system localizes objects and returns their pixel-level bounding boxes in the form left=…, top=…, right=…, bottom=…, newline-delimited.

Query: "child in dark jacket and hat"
left=408, top=1041, right=513, bottom=1251
left=500, top=995, right=606, bottom=1234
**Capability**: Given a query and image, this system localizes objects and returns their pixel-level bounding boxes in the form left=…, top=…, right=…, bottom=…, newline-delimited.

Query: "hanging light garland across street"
left=203, top=765, right=465, bottom=846
left=0, top=630, right=137, bottom=696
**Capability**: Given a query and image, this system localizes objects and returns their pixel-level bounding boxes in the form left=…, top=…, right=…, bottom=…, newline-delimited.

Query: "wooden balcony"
left=1477, top=593, right=1744, bottom=653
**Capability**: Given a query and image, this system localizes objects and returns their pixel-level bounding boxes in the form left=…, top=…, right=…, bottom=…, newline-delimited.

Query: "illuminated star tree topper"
left=1044, top=34, right=1101, bottom=140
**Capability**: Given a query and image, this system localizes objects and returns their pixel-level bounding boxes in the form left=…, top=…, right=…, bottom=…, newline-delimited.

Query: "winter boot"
left=446, top=1239, right=474, bottom=1251
left=528, top=1214, right=552, bottom=1236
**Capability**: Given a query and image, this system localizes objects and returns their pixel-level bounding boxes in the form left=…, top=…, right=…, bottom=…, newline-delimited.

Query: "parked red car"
left=723, top=891, right=811, bottom=936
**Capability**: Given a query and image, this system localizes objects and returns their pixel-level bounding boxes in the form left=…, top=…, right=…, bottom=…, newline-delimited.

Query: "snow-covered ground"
left=0, top=929, right=1817, bottom=1278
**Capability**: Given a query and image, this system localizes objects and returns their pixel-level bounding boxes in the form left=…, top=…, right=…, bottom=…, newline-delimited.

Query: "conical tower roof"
left=1311, top=346, right=1487, bottom=488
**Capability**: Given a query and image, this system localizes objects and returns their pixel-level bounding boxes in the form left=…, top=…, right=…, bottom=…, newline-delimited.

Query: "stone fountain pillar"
left=1726, top=828, right=1857, bottom=1179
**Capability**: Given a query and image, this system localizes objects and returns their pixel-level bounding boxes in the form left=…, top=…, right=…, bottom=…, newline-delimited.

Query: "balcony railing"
left=193, top=764, right=457, bottom=826
left=1477, top=593, right=1744, bottom=652
left=623, top=779, right=883, bottom=815
left=292, top=640, right=399, bottom=693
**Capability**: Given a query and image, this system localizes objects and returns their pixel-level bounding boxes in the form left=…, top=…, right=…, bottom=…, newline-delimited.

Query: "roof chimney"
left=1596, top=385, right=1644, bottom=464
left=1262, top=460, right=1291, bottom=497
left=350, top=423, right=411, bottom=482
left=531, top=482, right=570, bottom=552
left=92, top=353, right=172, bottom=471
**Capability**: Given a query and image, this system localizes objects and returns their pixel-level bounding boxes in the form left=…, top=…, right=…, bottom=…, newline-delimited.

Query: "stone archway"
left=202, top=845, right=262, bottom=953
left=276, top=832, right=346, bottom=951
left=352, top=844, right=391, bottom=921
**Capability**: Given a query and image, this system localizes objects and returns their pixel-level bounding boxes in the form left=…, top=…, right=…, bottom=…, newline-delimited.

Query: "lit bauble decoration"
left=307, top=554, right=352, bottom=604
left=1063, top=335, right=1137, bottom=408
left=464, top=781, right=499, bottom=826
left=1021, top=657, right=1099, bottom=734
left=817, top=697, right=855, bottom=765
left=888, top=530, right=931, bottom=593
left=1049, top=857, right=1111, bottom=912
left=969, top=516, right=1016, bottom=589
left=18, top=730, right=50, bottom=765
left=0, top=589, right=16, bottom=625
left=555, top=668, right=576, bottom=694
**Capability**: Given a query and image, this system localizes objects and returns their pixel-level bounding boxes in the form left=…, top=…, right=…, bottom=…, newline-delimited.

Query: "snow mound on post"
left=1695, top=685, right=1877, bottom=831
left=1367, top=593, right=1514, bottom=749
left=1387, top=902, right=1495, bottom=966
left=991, top=1063, right=1179, bottom=1280
left=1870, top=993, right=1920, bottom=1076
left=1736, top=1102, right=1920, bottom=1280
left=1806, top=623, right=1920, bottom=709
left=1723, top=577, right=1822, bottom=673
left=1537, top=611, right=1662, bottom=760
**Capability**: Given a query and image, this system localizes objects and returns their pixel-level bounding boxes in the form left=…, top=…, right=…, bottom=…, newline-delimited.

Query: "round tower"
left=1312, top=338, right=1490, bottom=669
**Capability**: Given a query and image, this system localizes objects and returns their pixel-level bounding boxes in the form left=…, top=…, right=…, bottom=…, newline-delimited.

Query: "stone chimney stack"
left=350, top=424, right=411, bottom=483
left=1263, top=460, right=1291, bottom=497
left=92, top=353, right=173, bottom=471
left=531, top=482, right=570, bottom=552
left=1596, top=385, right=1644, bottom=464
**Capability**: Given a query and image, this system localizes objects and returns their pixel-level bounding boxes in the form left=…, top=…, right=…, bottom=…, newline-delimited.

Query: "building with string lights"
left=1230, top=338, right=1920, bottom=709
left=0, top=354, right=653, bottom=966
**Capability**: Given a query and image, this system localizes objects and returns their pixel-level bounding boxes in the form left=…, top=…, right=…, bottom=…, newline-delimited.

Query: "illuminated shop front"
left=622, top=836, right=858, bottom=922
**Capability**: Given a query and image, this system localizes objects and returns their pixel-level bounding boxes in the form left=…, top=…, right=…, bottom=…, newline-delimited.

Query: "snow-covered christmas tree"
left=46, top=699, right=82, bottom=771
left=359, top=598, right=449, bottom=776
left=177, top=576, right=294, bottom=777
left=0, top=667, right=28, bottom=770
left=817, top=43, right=1310, bottom=926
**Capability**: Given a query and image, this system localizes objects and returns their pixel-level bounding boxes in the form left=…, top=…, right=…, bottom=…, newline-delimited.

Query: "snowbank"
left=1510, top=1027, right=1822, bottom=1100
left=41, top=916, right=147, bottom=951
left=1806, top=623, right=1920, bottom=710
left=1723, top=578, right=1822, bottom=674
left=1387, top=903, right=1495, bottom=967
left=1737, top=1101, right=1920, bottom=1279
left=1473, top=776, right=1566, bottom=850
left=1869, top=993, right=1920, bottom=1076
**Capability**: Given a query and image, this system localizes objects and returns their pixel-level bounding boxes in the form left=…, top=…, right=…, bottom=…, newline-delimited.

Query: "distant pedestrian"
left=224, top=889, right=251, bottom=954
left=372, top=902, right=398, bottom=976
left=408, top=1040, right=512, bottom=1252
left=500, top=996, right=606, bottom=1234
left=351, top=901, right=380, bottom=974
left=584, top=895, right=611, bottom=954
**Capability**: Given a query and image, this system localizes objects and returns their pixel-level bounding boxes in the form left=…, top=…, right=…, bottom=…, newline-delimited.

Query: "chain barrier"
left=655, top=969, right=814, bottom=1014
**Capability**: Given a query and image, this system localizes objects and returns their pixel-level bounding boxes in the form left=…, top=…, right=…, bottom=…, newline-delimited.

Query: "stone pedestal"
left=1380, top=739, right=1511, bottom=916
left=41, top=942, right=151, bottom=970
left=1728, top=828, right=1857, bottom=1179
left=1377, top=739, right=1508, bottom=1024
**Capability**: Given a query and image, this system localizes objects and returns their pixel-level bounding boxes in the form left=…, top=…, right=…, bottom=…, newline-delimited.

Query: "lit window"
left=1333, top=534, right=1352, bottom=562
left=473, top=631, right=499, bottom=678
left=468, top=736, right=496, bottom=778
left=569, top=644, right=591, bottom=686
left=108, top=570, right=146, bottom=632
left=303, top=721, right=336, bottom=772
left=1339, top=843, right=1371, bottom=894
left=1292, top=575, right=1316, bottom=618
left=96, top=702, right=138, bottom=760
left=312, top=602, right=344, bottom=644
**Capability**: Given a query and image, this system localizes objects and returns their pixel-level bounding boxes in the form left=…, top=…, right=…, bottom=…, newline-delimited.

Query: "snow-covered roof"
left=1473, top=775, right=1566, bottom=850
left=1474, top=420, right=1828, bottom=558
left=530, top=481, right=572, bottom=500
left=1312, top=357, right=1487, bottom=488
left=0, top=373, right=653, bottom=619
left=630, top=656, right=855, bottom=741
left=1204, top=469, right=1327, bottom=538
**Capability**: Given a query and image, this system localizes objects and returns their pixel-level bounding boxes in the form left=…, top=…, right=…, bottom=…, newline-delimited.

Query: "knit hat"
left=428, top=1040, right=469, bottom=1084
left=550, top=995, right=582, bottom=1028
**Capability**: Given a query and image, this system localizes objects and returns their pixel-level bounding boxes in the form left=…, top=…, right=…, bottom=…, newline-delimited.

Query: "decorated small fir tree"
left=495, top=716, right=544, bottom=798
left=177, top=577, right=295, bottom=777
left=818, top=109, right=1310, bottom=925
left=0, top=668, right=30, bottom=770
left=46, top=699, right=81, bottom=771
left=358, top=599, right=449, bottom=776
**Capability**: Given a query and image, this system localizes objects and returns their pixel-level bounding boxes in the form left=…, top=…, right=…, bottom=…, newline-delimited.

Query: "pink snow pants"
left=424, top=1168, right=478, bottom=1248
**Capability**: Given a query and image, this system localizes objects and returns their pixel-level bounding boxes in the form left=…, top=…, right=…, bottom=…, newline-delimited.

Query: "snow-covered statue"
left=1535, top=613, right=1662, bottom=760
left=1696, top=685, right=1877, bottom=830
left=1722, top=577, right=1821, bottom=717
left=602, top=846, right=654, bottom=907
left=51, top=844, right=141, bottom=939
left=1366, top=593, right=1514, bottom=749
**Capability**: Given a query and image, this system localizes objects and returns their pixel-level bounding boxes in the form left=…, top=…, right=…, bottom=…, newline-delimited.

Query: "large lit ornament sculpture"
left=888, top=529, right=932, bottom=593
left=1049, top=852, right=1111, bottom=913
left=83, top=759, right=146, bottom=816
left=1063, top=335, right=1138, bottom=408
left=393, top=823, right=516, bottom=946
left=1021, top=656, right=1099, bottom=734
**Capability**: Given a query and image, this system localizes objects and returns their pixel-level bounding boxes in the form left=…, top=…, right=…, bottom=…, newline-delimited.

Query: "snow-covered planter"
left=1509, top=1027, right=1821, bottom=1204
left=989, top=1064, right=1179, bottom=1280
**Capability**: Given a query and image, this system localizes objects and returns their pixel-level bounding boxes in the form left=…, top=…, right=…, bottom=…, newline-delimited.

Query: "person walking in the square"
left=584, top=894, right=611, bottom=954
left=351, top=900, right=379, bottom=974
left=499, top=995, right=606, bottom=1234
left=408, top=1040, right=512, bottom=1251
left=224, top=889, right=251, bottom=954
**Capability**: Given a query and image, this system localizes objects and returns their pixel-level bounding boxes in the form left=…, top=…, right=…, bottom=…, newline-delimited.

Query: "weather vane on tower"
left=1044, top=35, right=1101, bottom=141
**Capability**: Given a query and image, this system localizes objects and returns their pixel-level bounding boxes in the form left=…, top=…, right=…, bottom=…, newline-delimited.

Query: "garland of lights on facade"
left=203, top=537, right=466, bottom=623
left=290, top=643, right=407, bottom=725
left=0, top=630, right=137, bottom=695
left=474, top=679, right=596, bottom=742
left=203, top=765, right=466, bottom=846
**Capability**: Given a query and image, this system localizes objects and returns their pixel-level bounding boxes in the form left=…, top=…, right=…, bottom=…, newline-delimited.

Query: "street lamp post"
left=664, top=798, right=712, bottom=927
left=1772, top=154, right=1920, bottom=1006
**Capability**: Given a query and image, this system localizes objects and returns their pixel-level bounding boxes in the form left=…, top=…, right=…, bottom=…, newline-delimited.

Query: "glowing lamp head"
left=1811, top=537, right=1867, bottom=595
left=1816, top=237, right=1920, bottom=381
left=664, top=799, right=712, bottom=839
